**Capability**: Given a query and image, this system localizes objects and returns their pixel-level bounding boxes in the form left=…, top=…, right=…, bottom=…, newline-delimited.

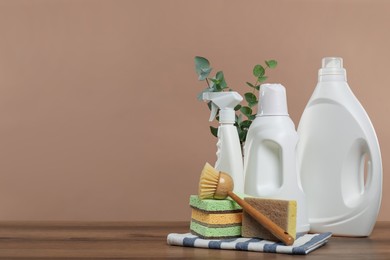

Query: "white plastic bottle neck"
left=219, top=109, right=235, bottom=124
left=318, top=74, right=347, bottom=82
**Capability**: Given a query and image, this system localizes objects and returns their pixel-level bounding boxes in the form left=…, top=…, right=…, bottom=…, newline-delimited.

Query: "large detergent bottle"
left=297, top=57, right=382, bottom=236
left=203, top=92, right=244, bottom=193
left=244, top=84, right=310, bottom=234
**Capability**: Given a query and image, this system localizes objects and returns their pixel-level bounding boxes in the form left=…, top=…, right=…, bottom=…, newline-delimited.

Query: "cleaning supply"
left=202, top=92, right=244, bottom=193
left=297, top=57, right=382, bottom=236
left=189, top=194, right=242, bottom=212
left=191, top=208, right=242, bottom=225
left=189, top=195, right=242, bottom=239
left=199, top=163, right=294, bottom=245
left=190, top=221, right=242, bottom=239
left=242, top=197, right=297, bottom=241
left=243, top=84, right=310, bottom=234
left=190, top=194, right=242, bottom=212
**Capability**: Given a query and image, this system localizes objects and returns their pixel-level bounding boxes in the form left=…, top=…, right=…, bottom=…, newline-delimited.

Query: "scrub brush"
left=199, top=162, right=295, bottom=246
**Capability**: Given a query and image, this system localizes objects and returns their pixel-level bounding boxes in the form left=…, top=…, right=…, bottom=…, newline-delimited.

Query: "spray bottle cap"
left=202, top=92, right=243, bottom=123
left=318, top=57, right=347, bottom=81
left=258, top=84, right=288, bottom=116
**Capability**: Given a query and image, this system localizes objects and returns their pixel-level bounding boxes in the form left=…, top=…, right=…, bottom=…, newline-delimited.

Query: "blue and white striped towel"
left=167, top=232, right=332, bottom=255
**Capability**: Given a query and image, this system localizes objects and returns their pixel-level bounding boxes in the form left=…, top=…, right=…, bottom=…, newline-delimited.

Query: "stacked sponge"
left=189, top=195, right=242, bottom=239
left=189, top=194, right=297, bottom=242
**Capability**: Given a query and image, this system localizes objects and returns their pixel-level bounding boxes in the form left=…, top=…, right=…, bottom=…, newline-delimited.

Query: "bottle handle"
left=361, top=149, right=382, bottom=201
left=341, top=139, right=381, bottom=210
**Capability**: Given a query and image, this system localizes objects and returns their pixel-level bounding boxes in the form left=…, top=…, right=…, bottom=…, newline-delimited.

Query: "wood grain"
left=0, top=221, right=388, bottom=259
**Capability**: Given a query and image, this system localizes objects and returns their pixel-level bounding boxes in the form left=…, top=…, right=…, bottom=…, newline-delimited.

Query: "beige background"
left=0, top=0, right=388, bottom=221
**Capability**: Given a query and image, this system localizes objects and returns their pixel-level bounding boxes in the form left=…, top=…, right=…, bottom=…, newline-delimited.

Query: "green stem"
left=252, top=79, right=259, bottom=94
left=205, top=78, right=211, bottom=88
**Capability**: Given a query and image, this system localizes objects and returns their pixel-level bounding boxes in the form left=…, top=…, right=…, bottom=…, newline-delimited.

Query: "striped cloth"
left=167, top=232, right=332, bottom=255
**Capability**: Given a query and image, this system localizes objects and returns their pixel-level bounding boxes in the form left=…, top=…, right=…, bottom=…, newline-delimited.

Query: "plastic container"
left=244, top=84, right=310, bottom=234
left=297, top=57, right=382, bottom=236
left=203, top=92, right=244, bottom=193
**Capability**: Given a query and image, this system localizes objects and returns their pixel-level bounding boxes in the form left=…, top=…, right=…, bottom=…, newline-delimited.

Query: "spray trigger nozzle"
left=209, top=102, right=219, bottom=122
left=202, top=92, right=243, bottom=124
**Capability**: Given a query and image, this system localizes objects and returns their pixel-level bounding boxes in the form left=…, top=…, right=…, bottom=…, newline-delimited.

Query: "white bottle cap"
left=318, top=57, right=347, bottom=81
left=257, top=83, right=288, bottom=116
left=323, top=57, right=343, bottom=69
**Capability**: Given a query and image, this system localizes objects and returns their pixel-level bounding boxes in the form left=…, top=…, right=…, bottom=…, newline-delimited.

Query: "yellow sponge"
left=191, top=208, right=242, bottom=225
left=241, top=197, right=297, bottom=240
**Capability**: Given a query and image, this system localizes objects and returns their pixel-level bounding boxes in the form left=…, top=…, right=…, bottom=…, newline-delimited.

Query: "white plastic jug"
left=297, top=57, right=382, bottom=236
left=244, top=84, right=310, bottom=234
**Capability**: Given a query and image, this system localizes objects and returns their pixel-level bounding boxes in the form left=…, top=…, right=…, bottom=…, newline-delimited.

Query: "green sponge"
left=189, top=195, right=242, bottom=212
left=190, top=220, right=241, bottom=239
left=189, top=195, right=243, bottom=239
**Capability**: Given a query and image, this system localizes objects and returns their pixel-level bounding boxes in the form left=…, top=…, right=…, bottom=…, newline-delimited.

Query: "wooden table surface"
left=0, top=221, right=388, bottom=259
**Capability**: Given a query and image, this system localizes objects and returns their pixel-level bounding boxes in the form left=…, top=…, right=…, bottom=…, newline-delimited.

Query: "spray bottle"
left=203, top=92, right=244, bottom=193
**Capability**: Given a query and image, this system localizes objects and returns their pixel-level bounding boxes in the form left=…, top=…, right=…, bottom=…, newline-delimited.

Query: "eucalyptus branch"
left=194, top=56, right=278, bottom=147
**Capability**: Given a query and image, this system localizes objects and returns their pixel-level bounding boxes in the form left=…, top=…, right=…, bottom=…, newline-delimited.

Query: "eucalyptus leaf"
left=234, top=104, right=242, bottom=111
left=236, top=125, right=242, bottom=134
left=216, top=71, right=227, bottom=89
left=265, top=60, right=278, bottom=69
left=210, top=126, right=218, bottom=137
left=220, top=80, right=227, bottom=89
left=237, top=114, right=243, bottom=125
left=216, top=71, right=224, bottom=80
left=258, top=76, right=268, bottom=82
left=244, top=92, right=257, bottom=103
left=248, top=100, right=258, bottom=108
left=239, top=129, right=247, bottom=142
left=195, top=56, right=212, bottom=80
left=240, top=106, right=252, bottom=117
left=241, top=120, right=252, bottom=129
left=253, top=65, right=265, bottom=77
left=209, top=78, right=219, bottom=84
left=195, top=56, right=210, bottom=72
left=242, top=133, right=247, bottom=142
left=215, top=83, right=223, bottom=91
left=198, top=67, right=212, bottom=80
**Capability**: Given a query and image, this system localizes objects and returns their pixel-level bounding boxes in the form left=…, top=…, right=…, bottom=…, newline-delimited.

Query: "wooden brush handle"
left=227, top=191, right=295, bottom=246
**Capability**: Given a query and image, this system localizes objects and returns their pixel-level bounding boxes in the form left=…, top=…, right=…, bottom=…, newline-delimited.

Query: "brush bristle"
left=199, top=163, right=220, bottom=199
